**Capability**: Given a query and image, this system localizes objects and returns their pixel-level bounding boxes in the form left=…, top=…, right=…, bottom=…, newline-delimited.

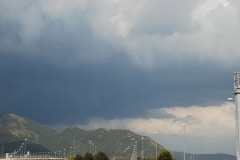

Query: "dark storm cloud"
left=0, top=0, right=240, bottom=125
left=0, top=50, right=235, bottom=125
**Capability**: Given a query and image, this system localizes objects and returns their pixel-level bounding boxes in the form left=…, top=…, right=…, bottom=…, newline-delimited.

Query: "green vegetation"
left=66, top=149, right=174, bottom=160
left=157, top=148, right=176, bottom=160
left=134, top=148, right=176, bottom=160
left=67, top=152, right=109, bottom=160
left=94, top=151, right=109, bottom=160
left=83, top=153, right=94, bottom=160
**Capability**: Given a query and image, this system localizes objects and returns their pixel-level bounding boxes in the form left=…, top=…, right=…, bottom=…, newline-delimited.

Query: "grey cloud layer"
left=0, top=0, right=239, bottom=124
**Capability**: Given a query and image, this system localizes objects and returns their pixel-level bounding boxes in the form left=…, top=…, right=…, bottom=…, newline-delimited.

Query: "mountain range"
left=0, top=113, right=236, bottom=160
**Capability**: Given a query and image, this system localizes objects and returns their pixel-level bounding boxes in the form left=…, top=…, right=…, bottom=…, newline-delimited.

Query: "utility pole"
left=234, top=72, right=240, bottom=160
left=181, top=124, right=187, bottom=160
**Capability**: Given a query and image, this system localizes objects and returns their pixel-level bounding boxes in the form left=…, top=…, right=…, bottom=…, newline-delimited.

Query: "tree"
left=94, top=152, right=109, bottom=160
left=83, top=152, right=94, bottom=160
left=75, top=154, right=83, bottom=160
left=157, top=148, right=177, bottom=160
left=67, top=155, right=75, bottom=160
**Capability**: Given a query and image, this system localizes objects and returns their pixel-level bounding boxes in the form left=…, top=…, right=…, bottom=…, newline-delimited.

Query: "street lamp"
left=73, top=140, right=76, bottom=157
left=88, top=140, right=92, bottom=154
left=133, top=142, right=137, bottom=160
left=24, top=138, right=27, bottom=156
left=141, top=137, right=144, bottom=160
left=131, top=145, right=136, bottom=160
left=154, top=132, right=158, bottom=160
left=181, top=124, right=187, bottom=160
left=94, top=145, right=97, bottom=155
left=69, top=146, right=72, bottom=156
left=92, top=142, right=95, bottom=155
left=20, top=146, right=23, bottom=157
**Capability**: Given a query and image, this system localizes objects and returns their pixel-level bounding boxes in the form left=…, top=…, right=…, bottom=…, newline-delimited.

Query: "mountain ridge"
left=0, top=113, right=236, bottom=160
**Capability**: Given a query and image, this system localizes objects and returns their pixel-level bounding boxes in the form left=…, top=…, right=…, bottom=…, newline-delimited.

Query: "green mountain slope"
left=0, top=113, right=57, bottom=143
left=0, top=113, right=162, bottom=158
left=50, top=127, right=160, bottom=158
left=0, top=113, right=236, bottom=160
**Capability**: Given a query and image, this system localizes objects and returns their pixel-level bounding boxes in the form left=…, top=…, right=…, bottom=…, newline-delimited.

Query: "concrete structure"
left=234, top=72, right=240, bottom=160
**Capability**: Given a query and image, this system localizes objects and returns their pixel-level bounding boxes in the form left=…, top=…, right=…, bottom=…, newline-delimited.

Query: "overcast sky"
left=1, top=0, right=240, bottom=155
